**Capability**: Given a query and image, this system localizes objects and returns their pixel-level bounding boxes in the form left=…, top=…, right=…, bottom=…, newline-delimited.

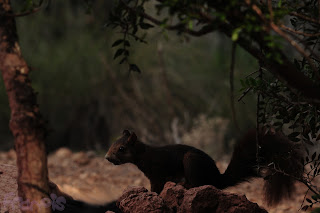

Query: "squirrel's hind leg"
left=183, top=151, right=222, bottom=188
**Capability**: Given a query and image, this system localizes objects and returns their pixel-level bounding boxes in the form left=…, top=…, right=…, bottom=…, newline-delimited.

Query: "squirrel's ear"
left=127, top=132, right=137, bottom=143
left=123, top=130, right=131, bottom=137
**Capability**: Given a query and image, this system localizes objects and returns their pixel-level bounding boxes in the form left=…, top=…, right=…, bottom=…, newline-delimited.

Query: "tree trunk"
left=0, top=1, right=51, bottom=213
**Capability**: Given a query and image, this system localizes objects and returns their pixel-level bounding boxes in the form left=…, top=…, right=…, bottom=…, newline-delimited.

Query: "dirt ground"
left=0, top=148, right=318, bottom=213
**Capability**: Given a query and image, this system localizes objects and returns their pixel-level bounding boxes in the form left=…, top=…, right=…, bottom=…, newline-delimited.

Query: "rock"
left=159, top=182, right=185, bottom=210
left=117, top=182, right=268, bottom=213
left=215, top=191, right=266, bottom=213
left=54, top=147, right=73, bottom=158
left=176, top=185, right=219, bottom=213
left=72, top=152, right=90, bottom=166
left=0, top=164, right=19, bottom=212
left=178, top=185, right=267, bottom=213
left=6, top=149, right=16, bottom=160
left=117, top=186, right=173, bottom=213
left=86, top=150, right=96, bottom=158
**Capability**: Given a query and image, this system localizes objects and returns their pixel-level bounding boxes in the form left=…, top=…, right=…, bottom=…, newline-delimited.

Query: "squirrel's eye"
left=119, top=146, right=125, bottom=152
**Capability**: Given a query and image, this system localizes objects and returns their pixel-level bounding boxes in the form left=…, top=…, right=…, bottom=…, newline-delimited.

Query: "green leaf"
left=304, top=140, right=314, bottom=146
left=188, top=21, right=193, bottom=29
left=140, top=22, right=154, bottom=29
left=129, top=64, right=141, bottom=73
left=124, top=50, right=129, bottom=56
left=289, top=124, right=298, bottom=129
left=119, top=57, right=127, bottom=64
left=290, top=137, right=300, bottom=142
left=231, top=28, right=242, bottom=41
left=311, top=152, right=317, bottom=161
left=305, top=148, right=310, bottom=156
left=22, top=0, right=34, bottom=11
left=114, top=48, right=125, bottom=59
left=312, top=194, right=320, bottom=201
left=288, top=132, right=300, bottom=138
left=124, top=40, right=131, bottom=47
left=112, top=39, right=124, bottom=47
left=273, top=122, right=282, bottom=126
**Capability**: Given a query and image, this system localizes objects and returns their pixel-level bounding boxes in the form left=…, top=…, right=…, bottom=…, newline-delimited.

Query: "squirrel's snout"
left=105, top=152, right=120, bottom=165
left=105, top=153, right=111, bottom=160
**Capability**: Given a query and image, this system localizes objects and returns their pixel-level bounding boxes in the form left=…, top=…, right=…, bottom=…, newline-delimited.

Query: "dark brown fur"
left=106, top=129, right=303, bottom=205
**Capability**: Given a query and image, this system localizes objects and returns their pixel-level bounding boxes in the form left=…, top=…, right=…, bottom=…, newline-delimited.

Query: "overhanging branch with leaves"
left=108, top=0, right=320, bottom=104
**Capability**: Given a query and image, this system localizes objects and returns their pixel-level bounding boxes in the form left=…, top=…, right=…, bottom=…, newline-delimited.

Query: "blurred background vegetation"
left=0, top=0, right=259, bottom=158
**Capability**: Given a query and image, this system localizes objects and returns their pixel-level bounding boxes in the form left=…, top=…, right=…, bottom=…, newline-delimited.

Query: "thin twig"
left=290, top=12, right=320, bottom=25
left=230, top=42, right=240, bottom=131
left=9, top=7, right=41, bottom=17
left=279, top=25, right=320, bottom=65
left=299, top=188, right=310, bottom=210
left=280, top=25, right=320, bottom=37
left=256, top=64, right=263, bottom=172
left=2, top=0, right=43, bottom=18
left=319, top=0, right=320, bottom=23
left=237, top=73, right=261, bottom=102
left=245, top=69, right=260, bottom=78
left=270, top=22, right=320, bottom=78
left=246, top=1, right=320, bottom=79
left=267, top=0, right=273, bottom=22
left=238, top=87, right=252, bottom=102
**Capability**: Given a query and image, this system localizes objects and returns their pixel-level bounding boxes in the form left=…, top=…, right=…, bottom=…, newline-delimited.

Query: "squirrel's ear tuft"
left=123, top=130, right=131, bottom=136
left=127, top=132, right=137, bottom=143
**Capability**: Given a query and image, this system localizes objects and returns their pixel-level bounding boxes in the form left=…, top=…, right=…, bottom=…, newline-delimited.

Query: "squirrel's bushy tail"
left=223, top=129, right=303, bottom=205
left=260, top=131, right=303, bottom=205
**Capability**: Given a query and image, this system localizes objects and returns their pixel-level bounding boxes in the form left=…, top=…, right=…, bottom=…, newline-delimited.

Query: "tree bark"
left=0, top=1, right=51, bottom=213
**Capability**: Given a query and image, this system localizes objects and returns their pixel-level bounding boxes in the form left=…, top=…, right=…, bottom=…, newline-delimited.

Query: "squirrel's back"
left=106, top=131, right=222, bottom=192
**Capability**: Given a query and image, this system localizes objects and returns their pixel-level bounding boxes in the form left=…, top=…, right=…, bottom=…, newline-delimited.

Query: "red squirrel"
left=105, top=129, right=303, bottom=205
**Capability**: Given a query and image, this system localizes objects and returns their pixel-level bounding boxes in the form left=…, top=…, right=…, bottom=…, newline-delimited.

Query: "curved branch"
left=270, top=22, right=320, bottom=79
left=289, top=12, right=320, bottom=25
left=219, top=24, right=320, bottom=105
left=1, top=0, right=43, bottom=18
left=118, top=0, right=320, bottom=104
left=280, top=25, right=320, bottom=37
left=246, top=1, right=320, bottom=79
left=5, top=6, right=41, bottom=17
